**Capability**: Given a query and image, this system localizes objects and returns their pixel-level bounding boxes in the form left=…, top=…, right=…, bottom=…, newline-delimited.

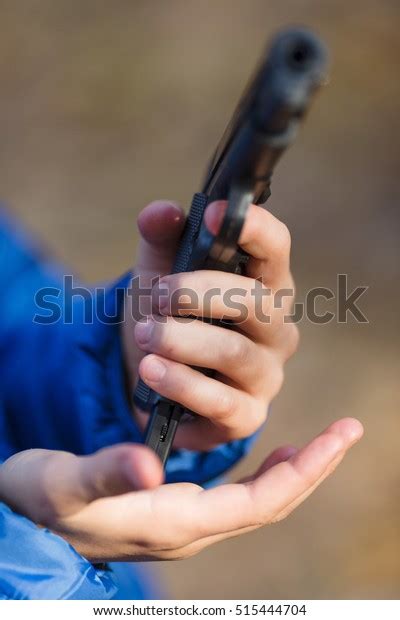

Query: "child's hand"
left=123, top=200, right=300, bottom=450
left=0, top=418, right=363, bottom=563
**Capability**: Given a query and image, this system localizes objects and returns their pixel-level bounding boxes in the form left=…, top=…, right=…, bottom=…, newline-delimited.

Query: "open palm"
left=0, top=417, right=362, bottom=563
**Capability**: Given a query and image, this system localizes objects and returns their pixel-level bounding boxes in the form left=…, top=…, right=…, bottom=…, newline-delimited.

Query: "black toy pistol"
left=134, top=27, right=329, bottom=466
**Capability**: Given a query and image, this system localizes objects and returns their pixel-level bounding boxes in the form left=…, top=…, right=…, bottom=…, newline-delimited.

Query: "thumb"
left=0, top=444, right=164, bottom=524
left=135, top=200, right=186, bottom=282
left=78, top=443, right=164, bottom=504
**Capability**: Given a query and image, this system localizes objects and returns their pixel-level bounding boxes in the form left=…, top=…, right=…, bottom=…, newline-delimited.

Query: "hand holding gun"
left=134, top=27, right=329, bottom=465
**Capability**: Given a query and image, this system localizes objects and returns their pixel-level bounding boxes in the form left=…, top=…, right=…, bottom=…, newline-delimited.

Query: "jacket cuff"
left=0, top=503, right=116, bottom=600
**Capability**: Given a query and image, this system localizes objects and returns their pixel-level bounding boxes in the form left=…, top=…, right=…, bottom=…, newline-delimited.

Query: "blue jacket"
left=0, top=207, right=256, bottom=599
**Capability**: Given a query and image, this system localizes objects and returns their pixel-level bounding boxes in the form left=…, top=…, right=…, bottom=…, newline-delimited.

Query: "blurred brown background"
left=0, top=0, right=399, bottom=599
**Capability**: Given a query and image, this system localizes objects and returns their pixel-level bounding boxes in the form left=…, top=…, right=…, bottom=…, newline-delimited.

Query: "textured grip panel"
left=134, top=378, right=151, bottom=411
left=172, top=192, right=209, bottom=273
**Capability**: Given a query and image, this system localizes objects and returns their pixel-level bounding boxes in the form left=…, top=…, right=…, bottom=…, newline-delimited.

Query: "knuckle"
left=246, top=487, right=273, bottom=527
left=268, top=363, right=284, bottom=398
left=287, top=324, right=300, bottom=357
left=229, top=334, right=252, bottom=366
left=246, top=401, right=268, bottom=435
left=151, top=321, right=176, bottom=357
left=214, top=393, right=264, bottom=439
left=276, top=322, right=300, bottom=361
left=214, top=388, right=237, bottom=421
left=275, top=222, right=291, bottom=256
left=270, top=304, right=286, bottom=330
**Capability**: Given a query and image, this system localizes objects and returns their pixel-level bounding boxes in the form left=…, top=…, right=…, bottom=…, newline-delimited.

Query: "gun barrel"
left=203, top=27, right=329, bottom=204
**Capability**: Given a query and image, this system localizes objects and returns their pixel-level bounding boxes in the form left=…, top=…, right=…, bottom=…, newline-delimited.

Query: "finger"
left=138, top=354, right=267, bottom=441
left=271, top=448, right=347, bottom=522
left=166, top=445, right=298, bottom=554
left=239, top=445, right=298, bottom=483
left=245, top=417, right=363, bottom=520
left=190, top=446, right=343, bottom=556
left=135, top=200, right=185, bottom=280
left=135, top=316, right=280, bottom=394
left=183, top=418, right=363, bottom=540
left=204, top=201, right=292, bottom=288
left=152, top=270, right=295, bottom=345
left=124, top=201, right=186, bottom=384
left=179, top=439, right=349, bottom=557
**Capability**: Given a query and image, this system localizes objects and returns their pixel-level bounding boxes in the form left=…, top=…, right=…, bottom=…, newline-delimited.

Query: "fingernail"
left=143, top=358, right=166, bottom=382
left=135, top=320, right=154, bottom=346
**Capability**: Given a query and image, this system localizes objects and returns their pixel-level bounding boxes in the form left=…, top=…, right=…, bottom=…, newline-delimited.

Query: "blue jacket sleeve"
left=0, top=502, right=116, bottom=600
left=0, top=207, right=258, bottom=484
